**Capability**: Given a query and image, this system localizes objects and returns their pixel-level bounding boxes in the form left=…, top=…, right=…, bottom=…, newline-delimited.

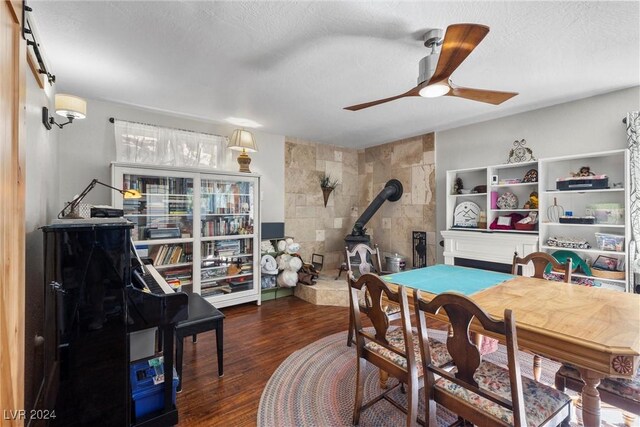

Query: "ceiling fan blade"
left=446, top=86, right=518, bottom=105
left=344, top=86, right=421, bottom=111
left=428, top=23, right=490, bottom=84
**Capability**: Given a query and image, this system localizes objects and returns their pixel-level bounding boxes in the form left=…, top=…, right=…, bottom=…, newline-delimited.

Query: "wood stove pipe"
left=350, top=179, right=403, bottom=237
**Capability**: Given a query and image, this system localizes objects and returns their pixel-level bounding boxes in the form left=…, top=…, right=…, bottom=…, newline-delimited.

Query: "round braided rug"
left=258, top=329, right=561, bottom=427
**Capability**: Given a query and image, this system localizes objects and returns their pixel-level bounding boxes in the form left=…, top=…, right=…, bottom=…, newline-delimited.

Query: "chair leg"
left=216, top=319, right=224, bottom=376
left=533, top=354, right=542, bottom=382
left=424, top=393, right=438, bottom=427
left=175, top=334, right=184, bottom=392
left=379, top=369, right=389, bottom=389
left=406, top=379, right=418, bottom=427
left=353, top=358, right=366, bottom=425
left=347, top=309, right=354, bottom=347
left=555, top=372, right=566, bottom=391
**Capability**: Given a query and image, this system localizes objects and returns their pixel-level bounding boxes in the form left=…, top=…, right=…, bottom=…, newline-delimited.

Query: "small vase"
left=321, top=187, right=334, bottom=207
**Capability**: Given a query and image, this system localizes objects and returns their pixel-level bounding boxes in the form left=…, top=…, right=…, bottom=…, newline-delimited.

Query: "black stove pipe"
left=350, top=179, right=403, bottom=237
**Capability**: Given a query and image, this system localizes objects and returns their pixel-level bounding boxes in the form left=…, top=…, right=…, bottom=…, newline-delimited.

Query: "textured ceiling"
left=32, top=1, right=640, bottom=148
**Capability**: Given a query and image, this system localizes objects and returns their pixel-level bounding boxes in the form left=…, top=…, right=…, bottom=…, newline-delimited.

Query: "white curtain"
left=627, top=111, right=640, bottom=290
left=114, top=119, right=231, bottom=168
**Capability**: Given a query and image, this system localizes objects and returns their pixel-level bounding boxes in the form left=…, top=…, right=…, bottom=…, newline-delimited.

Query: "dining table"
left=381, top=264, right=640, bottom=427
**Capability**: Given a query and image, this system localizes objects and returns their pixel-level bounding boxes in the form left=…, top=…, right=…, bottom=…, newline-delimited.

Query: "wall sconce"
left=58, top=178, right=141, bottom=219
left=43, top=94, right=86, bottom=130
left=228, top=129, right=258, bottom=173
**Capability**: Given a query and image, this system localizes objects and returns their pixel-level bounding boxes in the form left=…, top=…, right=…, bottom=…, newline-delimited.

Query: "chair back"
left=412, top=290, right=527, bottom=427
left=512, top=251, right=572, bottom=283
left=349, top=274, right=415, bottom=369
left=345, top=243, right=384, bottom=278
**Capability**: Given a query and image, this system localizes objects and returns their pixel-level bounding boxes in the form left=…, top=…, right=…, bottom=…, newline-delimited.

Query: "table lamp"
left=228, top=129, right=257, bottom=173
left=58, top=178, right=142, bottom=219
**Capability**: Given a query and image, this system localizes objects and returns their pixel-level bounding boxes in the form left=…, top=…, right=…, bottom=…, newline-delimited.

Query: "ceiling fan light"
left=419, top=83, right=450, bottom=98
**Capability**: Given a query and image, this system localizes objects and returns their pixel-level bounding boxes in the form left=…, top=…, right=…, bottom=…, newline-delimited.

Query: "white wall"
left=56, top=98, right=285, bottom=222
left=436, top=86, right=640, bottom=263
left=24, top=68, right=58, bottom=414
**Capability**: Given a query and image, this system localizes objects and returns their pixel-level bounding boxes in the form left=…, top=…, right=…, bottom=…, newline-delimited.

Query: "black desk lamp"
left=58, top=178, right=142, bottom=219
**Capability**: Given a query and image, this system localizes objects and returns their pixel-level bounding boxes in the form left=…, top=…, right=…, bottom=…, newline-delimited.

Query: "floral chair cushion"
left=436, top=361, right=571, bottom=427
left=364, top=327, right=452, bottom=373
left=557, top=364, right=640, bottom=403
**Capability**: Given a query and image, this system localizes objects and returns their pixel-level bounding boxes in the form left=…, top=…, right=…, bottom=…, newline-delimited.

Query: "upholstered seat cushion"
left=364, top=327, right=452, bottom=372
left=436, top=361, right=571, bottom=427
left=557, top=364, right=640, bottom=403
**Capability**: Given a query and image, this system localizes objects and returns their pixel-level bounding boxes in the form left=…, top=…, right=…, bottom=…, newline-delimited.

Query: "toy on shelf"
left=522, top=191, right=538, bottom=209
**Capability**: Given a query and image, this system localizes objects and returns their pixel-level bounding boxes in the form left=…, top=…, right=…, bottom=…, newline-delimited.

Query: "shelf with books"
left=113, top=163, right=261, bottom=307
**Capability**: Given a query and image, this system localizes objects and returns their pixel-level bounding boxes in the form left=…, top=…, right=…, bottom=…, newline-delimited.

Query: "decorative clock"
left=453, top=201, right=481, bottom=228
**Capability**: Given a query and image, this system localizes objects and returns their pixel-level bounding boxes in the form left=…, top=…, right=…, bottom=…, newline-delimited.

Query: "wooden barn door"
left=1, top=0, right=26, bottom=425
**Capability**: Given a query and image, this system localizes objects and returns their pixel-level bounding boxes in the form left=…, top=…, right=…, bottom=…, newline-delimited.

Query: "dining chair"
left=345, top=243, right=401, bottom=347
left=349, top=273, right=452, bottom=426
left=555, top=364, right=639, bottom=426
left=512, top=251, right=572, bottom=382
left=411, top=290, right=572, bottom=427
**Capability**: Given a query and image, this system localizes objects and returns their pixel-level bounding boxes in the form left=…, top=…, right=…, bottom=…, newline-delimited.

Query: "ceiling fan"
left=344, top=23, right=518, bottom=111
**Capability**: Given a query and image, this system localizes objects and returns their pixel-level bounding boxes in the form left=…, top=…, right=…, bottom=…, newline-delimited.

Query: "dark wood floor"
left=176, top=296, right=351, bottom=426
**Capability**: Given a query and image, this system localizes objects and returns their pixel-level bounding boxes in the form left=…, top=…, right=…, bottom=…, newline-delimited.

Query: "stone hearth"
left=294, top=269, right=349, bottom=307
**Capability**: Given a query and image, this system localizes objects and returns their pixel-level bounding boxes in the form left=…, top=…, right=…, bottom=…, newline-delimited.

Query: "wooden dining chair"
left=345, top=243, right=401, bottom=347
left=512, top=251, right=572, bottom=381
left=349, top=273, right=452, bottom=426
left=412, top=290, right=572, bottom=427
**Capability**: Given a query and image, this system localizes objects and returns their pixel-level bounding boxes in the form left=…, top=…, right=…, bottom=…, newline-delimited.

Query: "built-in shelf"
left=155, top=262, right=192, bottom=270
left=133, top=237, right=194, bottom=245
left=490, top=209, right=538, bottom=212
left=201, top=234, right=256, bottom=241
left=542, top=188, right=624, bottom=194
left=201, top=213, right=251, bottom=216
left=448, top=193, right=486, bottom=198
left=539, top=245, right=625, bottom=256
left=491, top=182, right=538, bottom=188
left=125, top=213, right=193, bottom=217
left=541, top=222, right=625, bottom=228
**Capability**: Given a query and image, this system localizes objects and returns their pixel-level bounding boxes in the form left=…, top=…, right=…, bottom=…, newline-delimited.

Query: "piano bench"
left=175, top=293, right=225, bottom=392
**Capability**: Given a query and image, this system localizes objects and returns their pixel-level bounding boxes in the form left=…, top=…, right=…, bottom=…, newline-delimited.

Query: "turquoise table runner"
left=381, top=264, right=514, bottom=296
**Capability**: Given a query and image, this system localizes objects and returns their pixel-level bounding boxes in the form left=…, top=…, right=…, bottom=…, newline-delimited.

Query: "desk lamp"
left=58, top=179, right=142, bottom=219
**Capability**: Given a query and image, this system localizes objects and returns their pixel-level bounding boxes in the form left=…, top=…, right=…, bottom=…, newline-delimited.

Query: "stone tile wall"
left=284, top=133, right=436, bottom=270
left=358, top=133, right=437, bottom=268
left=284, top=138, right=360, bottom=269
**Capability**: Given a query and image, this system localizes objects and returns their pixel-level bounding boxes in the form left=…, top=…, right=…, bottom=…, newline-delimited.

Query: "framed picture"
left=593, top=255, right=618, bottom=271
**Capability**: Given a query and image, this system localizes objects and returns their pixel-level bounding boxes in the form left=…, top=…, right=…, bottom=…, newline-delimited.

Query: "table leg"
left=577, top=368, right=605, bottom=427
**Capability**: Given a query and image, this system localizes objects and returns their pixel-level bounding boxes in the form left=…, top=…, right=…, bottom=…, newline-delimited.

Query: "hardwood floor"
left=176, top=296, right=350, bottom=426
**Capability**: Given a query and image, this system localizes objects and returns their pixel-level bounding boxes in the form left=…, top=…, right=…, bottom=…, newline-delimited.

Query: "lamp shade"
left=55, top=94, right=87, bottom=119
left=228, top=129, right=257, bottom=153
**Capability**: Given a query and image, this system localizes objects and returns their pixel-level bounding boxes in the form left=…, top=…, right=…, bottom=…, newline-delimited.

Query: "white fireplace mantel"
left=441, top=230, right=539, bottom=269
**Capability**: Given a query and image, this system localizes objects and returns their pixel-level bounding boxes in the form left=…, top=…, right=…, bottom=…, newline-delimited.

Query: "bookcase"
left=112, top=163, right=261, bottom=307
left=444, top=149, right=631, bottom=292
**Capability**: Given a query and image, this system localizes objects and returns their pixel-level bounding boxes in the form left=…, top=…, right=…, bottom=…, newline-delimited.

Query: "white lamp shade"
left=55, top=94, right=87, bottom=119
left=228, top=129, right=257, bottom=153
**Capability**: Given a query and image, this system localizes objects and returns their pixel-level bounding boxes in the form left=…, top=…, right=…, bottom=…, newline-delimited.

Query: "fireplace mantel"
left=441, top=230, right=539, bottom=269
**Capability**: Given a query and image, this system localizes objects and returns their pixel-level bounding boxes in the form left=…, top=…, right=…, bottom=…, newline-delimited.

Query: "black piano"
left=41, top=218, right=188, bottom=427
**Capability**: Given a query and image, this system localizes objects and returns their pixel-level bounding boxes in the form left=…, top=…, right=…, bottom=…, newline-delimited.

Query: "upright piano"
left=41, top=218, right=188, bottom=427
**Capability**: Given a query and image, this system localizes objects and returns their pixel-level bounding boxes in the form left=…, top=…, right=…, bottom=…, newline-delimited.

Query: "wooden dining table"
left=382, top=265, right=640, bottom=427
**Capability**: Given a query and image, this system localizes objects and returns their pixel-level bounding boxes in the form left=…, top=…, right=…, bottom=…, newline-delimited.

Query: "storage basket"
left=591, top=268, right=625, bottom=280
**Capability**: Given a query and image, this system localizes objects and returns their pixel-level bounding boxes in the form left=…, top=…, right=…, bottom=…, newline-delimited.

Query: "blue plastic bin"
left=130, top=357, right=179, bottom=420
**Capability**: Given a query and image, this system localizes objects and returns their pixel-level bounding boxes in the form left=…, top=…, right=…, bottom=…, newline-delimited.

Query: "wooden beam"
left=1, top=1, right=26, bottom=425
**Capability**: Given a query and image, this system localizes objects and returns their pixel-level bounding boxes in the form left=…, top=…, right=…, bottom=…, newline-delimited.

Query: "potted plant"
left=319, top=174, right=339, bottom=207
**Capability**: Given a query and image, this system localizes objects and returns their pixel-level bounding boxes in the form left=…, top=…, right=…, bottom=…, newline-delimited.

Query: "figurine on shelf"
left=523, top=191, right=538, bottom=209
left=571, top=166, right=596, bottom=177
left=453, top=177, right=463, bottom=195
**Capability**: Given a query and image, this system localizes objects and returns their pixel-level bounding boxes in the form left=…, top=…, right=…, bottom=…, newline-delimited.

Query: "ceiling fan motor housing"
left=417, top=54, right=438, bottom=85
left=418, top=28, right=443, bottom=85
